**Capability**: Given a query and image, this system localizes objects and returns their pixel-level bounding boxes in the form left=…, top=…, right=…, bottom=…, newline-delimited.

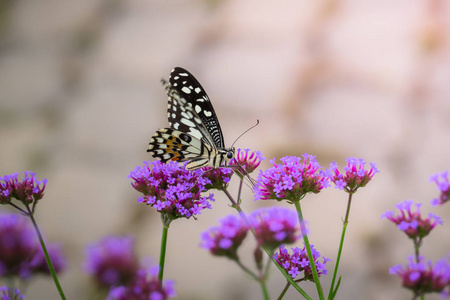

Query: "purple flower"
left=430, top=171, right=450, bottom=206
left=200, top=214, right=248, bottom=259
left=230, top=148, right=265, bottom=177
left=129, top=161, right=215, bottom=220
left=390, top=254, right=450, bottom=297
left=85, top=235, right=139, bottom=288
left=248, top=207, right=299, bottom=250
left=254, top=154, right=330, bottom=202
left=0, top=286, right=24, bottom=300
left=329, top=158, right=378, bottom=193
left=274, top=245, right=330, bottom=281
left=381, top=200, right=442, bottom=240
left=0, top=213, right=37, bottom=278
left=28, top=243, right=66, bottom=276
left=107, top=266, right=175, bottom=300
left=0, top=172, right=47, bottom=205
left=201, top=167, right=233, bottom=191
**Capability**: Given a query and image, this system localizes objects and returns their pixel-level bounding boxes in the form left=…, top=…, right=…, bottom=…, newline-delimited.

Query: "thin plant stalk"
left=222, top=185, right=313, bottom=300
left=294, top=200, right=325, bottom=300
left=328, top=192, right=353, bottom=299
left=259, top=276, right=270, bottom=300
left=158, top=215, right=171, bottom=281
left=278, top=281, right=290, bottom=300
left=27, top=207, right=66, bottom=300
left=235, top=253, right=270, bottom=299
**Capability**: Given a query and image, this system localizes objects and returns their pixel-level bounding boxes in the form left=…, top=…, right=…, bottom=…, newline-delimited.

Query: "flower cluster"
left=201, top=167, right=233, bottom=191
left=274, top=245, right=330, bottom=281
left=84, top=235, right=139, bottom=288
left=430, top=171, right=450, bottom=206
left=390, top=255, right=450, bottom=297
left=200, top=214, right=248, bottom=259
left=129, top=161, right=214, bottom=220
left=27, top=244, right=66, bottom=276
left=329, top=158, right=378, bottom=193
left=0, top=286, right=24, bottom=300
left=254, top=154, right=330, bottom=202
left=248, top=207, right=299, bottom=250
left=0, top=172, right=47, bottom=206
left=0, top=213, right=65, bottom=279
left=0, top=213, right=37, bottom=277
left=230, top=148, right=265, bottom=177
left=381, top=200, right=442, bottom=240
left=107, top=266, right=175, bottom=300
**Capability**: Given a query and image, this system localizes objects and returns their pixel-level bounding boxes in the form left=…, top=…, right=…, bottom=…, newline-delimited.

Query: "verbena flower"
left=390, top=254, right=450, bottom=298
left=129, top=161, right=214, bottom=220
left=0, top=286, right=24, bottom=300
left=0, top=213, right=37, bottom=278
left=201, top=167, right=233, bottom=191
left=0, top=172, right=47, bottom=206
left=254, top=154, right=330, bottom=202
left=107, top=266, right=175, bottom=300
left=430, top=171, right=450, bottom=206
left=381, top=200, right=442, bottom=240
left=230, top=148, right=265, bottom=177
left=274, top=244, right=330, bottom=281
left=28, top=243, right=66, bottom=276
left=248, top=207, right=299, bottom=250
left=85, top=235, right=139, bottom=288
left=200, top=214, right=248, bottom=259
left=329, top=158, right=378, bottom=193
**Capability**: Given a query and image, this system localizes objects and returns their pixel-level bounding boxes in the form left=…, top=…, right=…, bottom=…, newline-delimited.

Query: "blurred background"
left=1, top=0, right=450, bottom=299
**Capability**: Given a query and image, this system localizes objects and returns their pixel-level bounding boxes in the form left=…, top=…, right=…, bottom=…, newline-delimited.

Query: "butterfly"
left=147, top=67, right=235, bottom=170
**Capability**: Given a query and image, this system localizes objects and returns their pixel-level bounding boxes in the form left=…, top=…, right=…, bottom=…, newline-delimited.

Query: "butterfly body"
left=148, top=68, right=235, bottom=170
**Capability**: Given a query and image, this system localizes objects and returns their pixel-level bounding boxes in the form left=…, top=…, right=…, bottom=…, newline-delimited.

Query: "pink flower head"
left=430, top=171, right=450, bottom=206
left=381, top=200, right=442, bottom=240
left=0, top=213, right=38, bottom=278
left=85, top=235, right=139, bottom=288
left=274, top=244, right=330, bottom=281
left=248, top=207, right=299, bottom=250
left=0, top=286, right=24, bottom=300
left=107, top=266, right=176, bottom=300
left=200, top=214, right=249, bottom=259
left=230, top=148, right=265, bottom=177
left=254, top=154, right=330, bottom=202
left=0, top=172, right=47, bottom=205
left=329, top=158, right=378, bottom=193
left=28, top=243, right=66, bottom=276
left=129, top=161, right=215, bottom=220
left=390, top=254, right=450, bottom=298
left=201, top=167, right=233, bottom=191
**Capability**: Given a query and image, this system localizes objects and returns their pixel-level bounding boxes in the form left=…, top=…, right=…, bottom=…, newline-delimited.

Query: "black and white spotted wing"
left=147, top=67, right=235, bottom=170
left=167, top=67, right=225, bottom=148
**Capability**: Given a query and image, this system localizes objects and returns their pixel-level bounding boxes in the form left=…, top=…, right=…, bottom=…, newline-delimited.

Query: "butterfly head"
left=219, top=147, right=236, bottom=166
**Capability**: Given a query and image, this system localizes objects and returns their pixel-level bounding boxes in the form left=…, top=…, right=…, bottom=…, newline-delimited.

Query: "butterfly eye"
left=226, top=152, right=233, bottom=159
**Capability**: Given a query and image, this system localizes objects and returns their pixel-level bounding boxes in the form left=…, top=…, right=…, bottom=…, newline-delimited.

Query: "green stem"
left=294, top=200, right=324, bottom=300
left=28, top=210, right=66, bottom=300
left=413, top=238, right=421, bottom=263
left=158, top=216, right=170, bottom=281
left=277, top=281, right=290, bottom=300
left=235, top=252, right=269, bottom=300
left=235, top=258, right=259, bottom=281
left=328, top=192, right=353, bottom=299
left=412, top=239, right=424, bottom=300
left=222, top=187, right=312, bottom=300
left=259, top=276, right=270, bottom=300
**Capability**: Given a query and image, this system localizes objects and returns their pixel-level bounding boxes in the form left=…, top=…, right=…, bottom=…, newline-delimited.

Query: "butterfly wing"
left=168, top=67, right=225, bottom=148
left=164, top=85, right=213, bottom=148
left=148, top=128, right=212, bottom=170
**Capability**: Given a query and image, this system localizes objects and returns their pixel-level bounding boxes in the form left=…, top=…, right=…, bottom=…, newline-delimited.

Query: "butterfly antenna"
left=231, top=120, right=260, bottom=148
left=231, top=161, right=257, bottom=189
